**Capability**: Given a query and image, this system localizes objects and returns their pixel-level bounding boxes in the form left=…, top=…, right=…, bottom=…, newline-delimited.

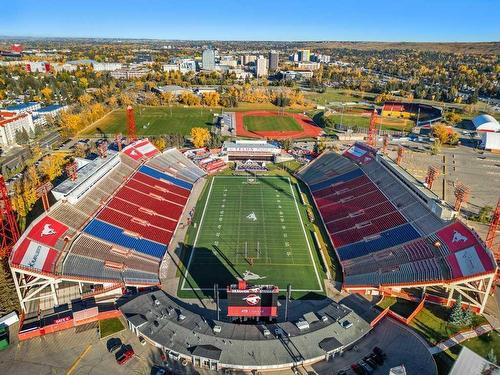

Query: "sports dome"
left=472, top=114, right=500, bottom=132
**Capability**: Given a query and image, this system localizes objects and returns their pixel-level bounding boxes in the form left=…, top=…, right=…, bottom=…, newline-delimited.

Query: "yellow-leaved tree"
left=201, top=92, right=220, bottom=107
left=191, top=127, right=211, bottom=148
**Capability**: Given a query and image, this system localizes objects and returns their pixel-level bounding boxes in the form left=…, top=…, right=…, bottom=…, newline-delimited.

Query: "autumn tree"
left=160, top=92, right=174, bottom=105
left=179, top=92, right=201, bottom=106
left=40, top=87, right=53, bottom=103
left=201, top=92, right=220, bottom=107
left=78, top=93, right=92, bottom=106
left=191, top=127, right=211, bottom=148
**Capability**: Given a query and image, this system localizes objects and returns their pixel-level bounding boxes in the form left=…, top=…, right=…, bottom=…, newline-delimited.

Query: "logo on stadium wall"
left=243, top=270, right=266, bottom=280
left=243, top=294, right=261, bottom=305
left=452, top=230, right=468, bottom=243
left=40, top=224, right=57, bottom=237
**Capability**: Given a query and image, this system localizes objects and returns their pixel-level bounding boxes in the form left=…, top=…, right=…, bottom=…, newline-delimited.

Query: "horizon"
left=3, top=0, right=500, bottom=42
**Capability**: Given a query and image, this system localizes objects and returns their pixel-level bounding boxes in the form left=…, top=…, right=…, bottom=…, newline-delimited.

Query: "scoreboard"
left=227, top=284, right=279, bottom=318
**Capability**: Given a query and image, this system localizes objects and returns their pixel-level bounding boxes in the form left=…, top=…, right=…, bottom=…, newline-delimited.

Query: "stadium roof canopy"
left=472, top=114, right=500, bottom=132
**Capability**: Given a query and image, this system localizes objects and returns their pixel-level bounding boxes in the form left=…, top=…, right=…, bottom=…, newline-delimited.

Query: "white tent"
left=481, top=132, right=500, bottom=151
left=472, top=114, right=500, bottom=132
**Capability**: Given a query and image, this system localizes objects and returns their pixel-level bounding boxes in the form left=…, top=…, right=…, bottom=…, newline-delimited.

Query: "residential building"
left=162, top=64, right=180, bottom=72
left=135, top=53, right=153, bottom=64
left=280, top=70, right=314, bottom=80
left=202, top=48, right=216, bottom=71
left=289, top=53, right=299, bottom=62
left=92, top=62, right=122, bottom=72
left=179, top=59, right=197, bottom=73
left=297, top=61, right=320, bottom=71
left=241, top=55, right=257, bottom=65
left=52, top=63, right=77, bottom=72
left=110, top=67, right=150, bottom=79
left=32, top=104, right=68, bottom=126
left=25, top=62, right=50, bottom=73
left=152, top=85, right=190, bottom=97
left=255, top=56, right=268, bottom=77
left=5, top=102, right=41, bottom=114
left=311, top=54, right=331, bottom=64
left=298, top=49, right=311, bottom=62
left=268, top=51, right=279, bottom=71
left=220, top=56, right=238, bottom=68
left=0, top=111, right=35, bottom=146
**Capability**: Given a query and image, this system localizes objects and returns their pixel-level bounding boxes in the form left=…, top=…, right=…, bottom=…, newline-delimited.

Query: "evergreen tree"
left=449, top=295, right=464, bottom=325
left=486, top=348, right=497, bottom=365
left=462, top=306, right=473, bottom=326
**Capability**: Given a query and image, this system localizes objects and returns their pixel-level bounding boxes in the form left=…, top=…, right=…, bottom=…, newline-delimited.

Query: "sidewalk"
left=429, top=323, right=493, bottom=354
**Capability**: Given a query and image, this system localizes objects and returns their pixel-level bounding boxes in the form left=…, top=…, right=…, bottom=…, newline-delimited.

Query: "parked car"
left=359, top=360, right=373, bottom=373
left=106, top=338, right=122, bottom=353
left=116, top=345, right=134, bottom=365
left=351, top=363, right=366, bottom=375
left=138, top=336, right=146, bottom=346
left=373, top=346, right=386, bottom=357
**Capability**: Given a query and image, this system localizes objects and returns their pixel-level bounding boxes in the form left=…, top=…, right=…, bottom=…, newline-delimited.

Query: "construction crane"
left=0, top=175, right=20, bottom=258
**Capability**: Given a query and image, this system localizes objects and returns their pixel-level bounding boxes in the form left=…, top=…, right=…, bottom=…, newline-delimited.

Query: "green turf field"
left=243, top=115, right=303, bottom=132
left=81, top=106, right=214, bottom=136
left=180, top=176, right=324, bottom=295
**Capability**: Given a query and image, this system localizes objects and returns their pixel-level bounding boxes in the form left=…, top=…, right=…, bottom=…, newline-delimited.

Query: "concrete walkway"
left=429, top=324, right=494, bottom=354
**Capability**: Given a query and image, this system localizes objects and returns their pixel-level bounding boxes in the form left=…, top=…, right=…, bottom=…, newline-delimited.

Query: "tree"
left=472, top=206, right=493, bottom=224
left=445, top=112, right=462, bottom=124
left=191, top=127, right=211, bottom=148
left=40, top=87, right=53, bottom=102
left=179, top=92, right=201, bottom=106
left=78, top=93, right=92, bottom=106
left=449, top=295, right=464, bottom=325
left=160, top=92, right=174, bottom=105
left=282, top=138, right=293, bottom=151
left=201, top=92, right=220, bottom=107
left=486, top=348, right=497, bottom=365
left=433, top=124, right=450, bottom=145
left=151, top=137, right=167, bottom=151
left=448, top=131, right=460, bottom=146
left=431, top=139, right=442, bottom=155
left=15, top=128, right=29, bottom=145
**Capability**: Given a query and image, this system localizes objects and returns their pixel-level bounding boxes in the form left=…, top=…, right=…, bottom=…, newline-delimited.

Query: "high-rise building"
left=298, top=49, right=311, bottom=62
left=255, top=56, right=268, bottom=77
left=268, top=51, right=279, bottom=71
left=202, top=48, right=216, bottom=71
left=289, top=53, right=299, bottom=62
left=241, top=55, right=257, bottom=65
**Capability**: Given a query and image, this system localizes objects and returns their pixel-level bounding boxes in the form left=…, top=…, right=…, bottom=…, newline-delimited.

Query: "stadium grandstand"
left=297, top=142, right=497, bottom=313
left=221, top=140, right=281, bottom=161
left=381, top=101, right=443, bottom=126
left=8, top=139, right=206, bottom=317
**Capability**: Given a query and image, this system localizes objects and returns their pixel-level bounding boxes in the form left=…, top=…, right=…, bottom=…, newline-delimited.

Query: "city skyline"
left=3, top=0, right=500, bottom=42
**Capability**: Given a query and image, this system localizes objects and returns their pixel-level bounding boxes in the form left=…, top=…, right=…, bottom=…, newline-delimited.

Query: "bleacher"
left=298, top=145, right=496, bottom=290
left=10, top=140, right=206, bottom=290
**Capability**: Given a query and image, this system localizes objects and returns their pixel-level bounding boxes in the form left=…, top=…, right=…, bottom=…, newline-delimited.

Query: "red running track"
left=235, top=111, right=323, bottom=139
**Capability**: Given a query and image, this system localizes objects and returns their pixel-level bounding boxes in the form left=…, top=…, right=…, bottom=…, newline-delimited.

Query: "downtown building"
left=268, top=51, right=279, bottom=71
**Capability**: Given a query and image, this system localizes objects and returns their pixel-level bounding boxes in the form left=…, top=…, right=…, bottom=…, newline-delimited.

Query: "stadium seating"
left=139, top=165, right=193, bottom=190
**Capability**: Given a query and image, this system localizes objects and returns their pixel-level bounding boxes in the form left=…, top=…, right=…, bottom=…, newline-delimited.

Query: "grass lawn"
left=305, top=88, right=377, bottom=104
left=81, top=106, right=214, bottom=136
left=178, top=176, right=325, bottom=299
left=377, top=297, right=419, bottom=318
left=433, top=331, right=500, bottom=374
left=325, top=113, right=413, bottom=132
left=409, top=303, right=488, bottom=345
left=243, top=115, right=303, bottom=132
left=99, top=317, right=125, bottom=338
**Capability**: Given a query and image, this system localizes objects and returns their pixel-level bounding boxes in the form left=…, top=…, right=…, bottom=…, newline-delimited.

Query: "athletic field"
left=180, top=176, right=324, bottom=295
left=243, top=115, right=302, bottom=132
left=81, top=106, right=213, bottom=136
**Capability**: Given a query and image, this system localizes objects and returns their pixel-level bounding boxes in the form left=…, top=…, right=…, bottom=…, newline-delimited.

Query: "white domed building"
left=472, top=114, right=500, bottom=132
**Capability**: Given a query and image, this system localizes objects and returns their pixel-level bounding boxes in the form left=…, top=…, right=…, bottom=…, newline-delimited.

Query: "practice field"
left=80, top=106, right=213, bottom=136
left=181, top=176, right=324, bottom=295
left=243, top=115, right=303, bottom=132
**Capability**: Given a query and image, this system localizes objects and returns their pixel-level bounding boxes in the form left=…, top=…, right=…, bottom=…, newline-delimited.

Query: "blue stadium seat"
left=139, top=165, right=193, bottom=190
left=337, top=223, right=420, bottom=261
left=310, top=168, right=364, bottom=192
left=83, top=219, right=167, bottom=259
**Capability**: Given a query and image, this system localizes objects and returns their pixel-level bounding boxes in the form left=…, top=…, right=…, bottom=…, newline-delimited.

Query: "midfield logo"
left=246, top=212, right=257, bottom=221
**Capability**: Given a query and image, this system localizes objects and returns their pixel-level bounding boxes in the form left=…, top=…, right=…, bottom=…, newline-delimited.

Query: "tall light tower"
left=0, top=175, right=20, bottom=258
left=367, top=109, right=378, bottom=147
left=485, top=198, right=500, bottom=255
left=453, top=183, right=470, bottom=213
left=425, top=166, right=440, bottom=189
left=127, top=105, right=137, bottom=142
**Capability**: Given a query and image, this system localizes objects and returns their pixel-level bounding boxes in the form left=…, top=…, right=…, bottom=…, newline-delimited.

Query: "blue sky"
left=3, top=0, right=500, bottom=41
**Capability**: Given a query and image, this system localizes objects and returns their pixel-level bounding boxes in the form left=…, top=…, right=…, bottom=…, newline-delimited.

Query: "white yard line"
left=181, top=177, right=215, bottom=290
left=288, top=178, right=324, bottom=292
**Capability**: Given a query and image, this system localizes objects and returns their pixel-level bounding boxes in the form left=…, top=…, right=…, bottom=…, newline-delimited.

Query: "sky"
left=3, top=0, right=500, bottom=42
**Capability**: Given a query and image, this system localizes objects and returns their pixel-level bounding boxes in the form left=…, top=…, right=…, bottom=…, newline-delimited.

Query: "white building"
left=25, top=62, right=51, bottom=73
left=92, top=62, right=122, bottom=72
left=162, top=64, right=180, bottom=72
left=472, top=114, right=500, bottom=132
left=241, top=55, right=257, bottom=65
left=5, top=102, right=41, bottom=114
left=255, top=56, right=268, bottom=77
left=52, top=63, right=77, bottom=72
left=111, top=67, right=150, bottom=79
left=0, top=111, right=35, bottom=146
left=202, top=49, right=216, bottom=71
left=297, top=62, right=320, bottom=71
left=280, top=70, right=314, bottom=80
left=480, top=132, right=500, bottom=152
left=32, top=104, right=68, bottom=126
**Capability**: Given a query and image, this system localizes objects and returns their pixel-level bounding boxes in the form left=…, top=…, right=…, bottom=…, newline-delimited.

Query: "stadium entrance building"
left=221, top=140, right=281, bottom=162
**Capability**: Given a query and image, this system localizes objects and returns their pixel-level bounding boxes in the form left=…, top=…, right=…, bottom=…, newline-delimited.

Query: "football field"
left=181, top=176, right=324, bottom=294
left=243, top=115, right=303, bottom=132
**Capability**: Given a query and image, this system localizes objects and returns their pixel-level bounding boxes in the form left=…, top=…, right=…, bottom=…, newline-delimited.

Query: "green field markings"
left=181, top=176, right=324, bottom=292
left=243, top=115, right=302, bottom=132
